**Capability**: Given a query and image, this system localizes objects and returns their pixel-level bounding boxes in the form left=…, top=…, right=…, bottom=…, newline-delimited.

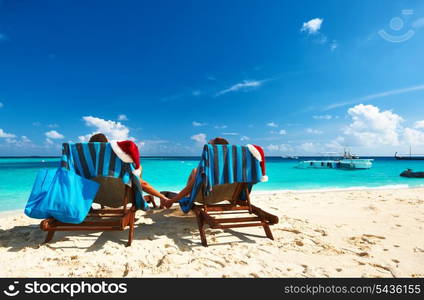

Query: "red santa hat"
left=110, top=140, right=141, bottom=177
left=246, top=144, right=268, bottom=182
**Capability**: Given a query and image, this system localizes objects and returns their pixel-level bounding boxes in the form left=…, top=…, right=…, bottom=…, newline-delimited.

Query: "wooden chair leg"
left=263, top=223, right=274, bottom=240
left=144, top=195, right=157, bottom=209
left=44, top=231, right=55, bottom=243
left=195, top=209, right=208, bottom=247
left=127, top=211, right=135, bottom=247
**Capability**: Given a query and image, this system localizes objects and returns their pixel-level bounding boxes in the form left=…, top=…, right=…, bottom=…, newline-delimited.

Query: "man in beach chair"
left=38, top=134, right=169, bottom=246
left=162, top=141, right=278, bottom=246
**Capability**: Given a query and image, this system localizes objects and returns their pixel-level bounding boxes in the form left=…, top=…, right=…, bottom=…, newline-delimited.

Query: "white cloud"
left=243, top=105, right=424, bottom=155
left=324, top=137, right=345, bottom=152
left=298, top=142, right=316, bottom=153
left=216, top=80, right=263, bottom=96
left=78, top=136, right=89, bottom=142
left=47, top=123, right=59, bottom=128
left=301, top=18, right=323, bottom=34
left=240, top=136, right=250, bottom=141
left=118, top=114, right=128, bottom=121
left=266, top=144, right=293, bottom=152
left=403, top=128, right=424, bottom=146
left=361, top=85, right=424, bottom=102
left=222, top=132, right=239, bottom=136
left=343, top=104, right=403, bottom=147
left=192, top=121, right=206, bottom=127
left=214, top=125, right=227, bottom=129
left=330, top=40, right=338, bottom=51
left=270, top=129, right=287, bottom=135
left=1, top=134, right=47, bottom=150
left=318, top=35, right=328, bottom=44
left=191, top=133, right=207, bottom=144
left=45, top=130, right=64, bottom=139
left=5, top=136, right=32, bottom=148
left=414, top=120, right=424, bottom=129
left=42, top=137, right=61, bottom=149
left=137, top=139, right=170, bottom=153
left=326, top=84, right=424, bottom=110
left=256, top=136, right=285, bottom=142
left=313, top=114, right=333, bottom=120
left=21, top=136, right=31, bottom=143
left=0, top=129, right=16, bottom=138
left=266, top=122, right=278, bottom=128
left=306, top=128, right=323, bottom=134
left=140, top=139, right=168, bottom=145
left=337, top=105, right=424, bottom=150
left=301, top=18, right=339, bottom=51
left=79, top=116, right=132, bottom=142
left=300, top=18, right=339, bottom=52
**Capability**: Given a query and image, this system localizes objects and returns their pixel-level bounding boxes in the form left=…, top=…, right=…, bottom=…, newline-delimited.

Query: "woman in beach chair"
left=161, top=137, right=229, bottom=208
left=159, top=139, right=278, bottom=246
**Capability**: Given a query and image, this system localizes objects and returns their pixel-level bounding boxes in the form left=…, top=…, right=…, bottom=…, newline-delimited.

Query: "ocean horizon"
left=1, top=156, right=423, bottom=212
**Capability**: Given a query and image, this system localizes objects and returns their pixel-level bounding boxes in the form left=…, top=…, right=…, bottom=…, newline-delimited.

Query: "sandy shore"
left=0, top=188, right=423, bottom=277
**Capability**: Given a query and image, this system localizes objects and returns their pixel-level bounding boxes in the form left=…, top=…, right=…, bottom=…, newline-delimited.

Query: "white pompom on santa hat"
left=246, top=144, right=268, bottom=182
left=110, top=140, right=142, bottom=177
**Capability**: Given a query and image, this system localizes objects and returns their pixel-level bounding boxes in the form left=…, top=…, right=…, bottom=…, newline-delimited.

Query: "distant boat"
left=296, top=149, right=373, bottom=170
left=400, top=169, right=424, bottom=178
left=395, top=146, right=424, bottom=160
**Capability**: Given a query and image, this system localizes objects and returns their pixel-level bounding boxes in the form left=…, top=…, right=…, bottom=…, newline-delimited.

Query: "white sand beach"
left=0, top=188, right=423, bottom=278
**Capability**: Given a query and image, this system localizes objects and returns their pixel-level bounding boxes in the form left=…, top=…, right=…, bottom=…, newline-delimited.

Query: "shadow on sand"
left=0, top=207, right=266, bottom=252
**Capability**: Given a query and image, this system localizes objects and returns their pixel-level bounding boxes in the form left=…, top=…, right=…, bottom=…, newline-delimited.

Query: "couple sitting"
left=88, top=133, right=229, bottom=209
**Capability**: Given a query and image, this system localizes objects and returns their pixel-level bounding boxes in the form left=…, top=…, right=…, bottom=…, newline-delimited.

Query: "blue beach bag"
left=24, top=167, right=100, bottom=224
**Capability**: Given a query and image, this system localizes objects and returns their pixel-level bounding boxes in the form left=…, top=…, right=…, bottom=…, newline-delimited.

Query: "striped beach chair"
left=40, top=142, right=148, bottom=246
left=179, top=144, right=278, bottom=246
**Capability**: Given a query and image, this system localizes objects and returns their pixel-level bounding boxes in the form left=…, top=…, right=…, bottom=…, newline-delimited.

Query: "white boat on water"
left=296, top=150, right=373, bottom=170
left=338, top=158, right=373, bottom=169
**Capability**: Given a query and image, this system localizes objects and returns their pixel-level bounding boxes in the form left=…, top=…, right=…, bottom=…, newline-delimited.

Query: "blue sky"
left=1, top=0, right=424, bottom=156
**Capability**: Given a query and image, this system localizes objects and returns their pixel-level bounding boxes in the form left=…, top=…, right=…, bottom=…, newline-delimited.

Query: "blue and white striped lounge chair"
left=40, top=142, right=148, bottom=246
left=179, top=144, right=278, bottom=246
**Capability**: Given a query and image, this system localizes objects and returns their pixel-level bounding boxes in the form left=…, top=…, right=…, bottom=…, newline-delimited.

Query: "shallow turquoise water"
left=1, top=157, right=424, bottom=212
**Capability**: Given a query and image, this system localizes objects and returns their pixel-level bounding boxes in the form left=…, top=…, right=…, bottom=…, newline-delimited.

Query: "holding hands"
left=159, top=198, right=174, bottom=209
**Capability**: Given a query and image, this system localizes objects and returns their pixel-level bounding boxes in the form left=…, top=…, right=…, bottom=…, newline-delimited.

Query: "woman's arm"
left=163, top=168, right=197, bottom=208
left=140, top=179, right=169, bottom=201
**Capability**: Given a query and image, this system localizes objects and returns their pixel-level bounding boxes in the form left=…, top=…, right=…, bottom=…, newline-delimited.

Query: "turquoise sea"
left=1, top=156, right=424, bottom=212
